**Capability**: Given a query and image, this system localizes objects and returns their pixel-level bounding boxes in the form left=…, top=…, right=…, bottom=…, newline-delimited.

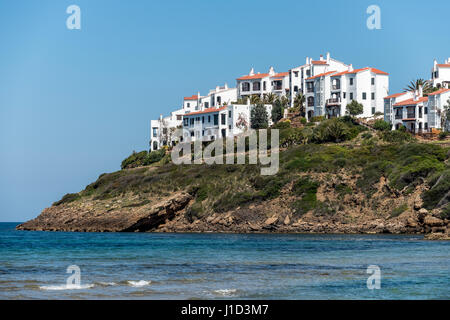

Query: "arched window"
left=152, top=141, right=158, bottom=151
left=253, top=82, right=261, bottom=91
left=307, top=96, right=315, bottom=107
left=242, top=82, right=250, bottom=92
left=332, top=78, right=340, bottom=90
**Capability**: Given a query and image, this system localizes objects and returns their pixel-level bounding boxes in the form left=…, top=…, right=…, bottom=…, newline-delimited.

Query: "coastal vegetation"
left=51, top=118, right=449, bottom=233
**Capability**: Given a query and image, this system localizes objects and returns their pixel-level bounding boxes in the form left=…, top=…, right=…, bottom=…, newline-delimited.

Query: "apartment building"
left=236, top=67, right=289, bottom=100
left=430, top=58, right=450, bottom=89
left=289, top=52, right=349, bottom=108
left=427, top=88, right=450, bottom=130
left=181, top=103, right=273, bottom=143
left=390, top=87, right=429, bottom=133
left=383, top=91, right=414, bottom=126
left=305, top=65, right=389, bottom=119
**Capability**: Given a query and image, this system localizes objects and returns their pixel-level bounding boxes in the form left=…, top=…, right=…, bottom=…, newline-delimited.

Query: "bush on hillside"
left=381, top=130, right=414, bottom=143
left=373, top=119, right=391, bottom=131
left=121, top=149, right=166, bottom=169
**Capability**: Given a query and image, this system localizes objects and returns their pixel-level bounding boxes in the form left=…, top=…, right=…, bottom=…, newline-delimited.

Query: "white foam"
left=39, top=284, right=94, bottom=291
left=98, top=282, right=116, bottom=286
left=127, top=280, right=151, bottom=287
left=213, top=289, right=237, bottom=296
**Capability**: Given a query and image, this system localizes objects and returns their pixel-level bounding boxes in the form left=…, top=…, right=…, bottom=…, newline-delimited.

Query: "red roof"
left=393, top=97, right=428, bottom=107
left=311, top=60, right=328, bottom=65
left=437, top=64, right=450, bottom=68
left=271, top=72, right=289, bottom=78
left=237, top=73, right=269, bottom=80
left=184, top=106, right=228, bottom=116
left=306, top=70, right=337, bottom=80
left=384, top=92, right=408, bottom=99
left=331, top=67, right=389, bottom=77
left=427, top=88, right=450, bottom=96
left=184, top=95, right=198, bottom=101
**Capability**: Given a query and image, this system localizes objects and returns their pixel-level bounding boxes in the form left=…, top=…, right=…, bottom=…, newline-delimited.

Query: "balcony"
left=273, top=85, right=283, bottom=91
left=406, top=113, right=416, bottom=119
left=307, top=101, right=315, bottom=107
left=331, top=85, right=341, bottom=90
left=326, top=98, right=341, bottom=106
left=395, top=114, right=402, bottom=120
left=307, top=87, right=314, bottom=93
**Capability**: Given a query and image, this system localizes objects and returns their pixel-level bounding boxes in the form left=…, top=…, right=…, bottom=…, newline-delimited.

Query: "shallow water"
left=0, top=222, right=448, bottom=299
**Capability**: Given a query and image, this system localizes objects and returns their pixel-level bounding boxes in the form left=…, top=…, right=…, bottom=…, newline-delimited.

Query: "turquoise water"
left=0, top=222, right=448, bottom=299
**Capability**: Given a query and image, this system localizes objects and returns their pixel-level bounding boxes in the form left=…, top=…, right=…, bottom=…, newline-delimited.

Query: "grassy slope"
left=55, top=126, right=450, bottom=222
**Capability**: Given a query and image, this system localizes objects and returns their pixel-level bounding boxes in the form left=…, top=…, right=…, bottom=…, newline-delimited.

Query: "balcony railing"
left=331, top=85, right=341, bottom=90
left=326, top=98, right=341, bottom=105
left=406, top=113, right=415, bottom=119
left=307, top=101, right=315, bottom=107
left=273, top=85, right=283, bottom=90
left=307, top=87, right=314, bottom=93
left=395, top=114, right=402, bottom=120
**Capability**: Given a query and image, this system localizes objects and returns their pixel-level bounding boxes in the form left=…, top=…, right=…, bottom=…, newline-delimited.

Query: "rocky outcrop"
left=17, top=192, right=192, bottom=232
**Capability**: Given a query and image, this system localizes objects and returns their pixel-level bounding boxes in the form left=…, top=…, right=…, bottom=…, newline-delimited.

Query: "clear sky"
left=1, top=0, right=449, bottom=222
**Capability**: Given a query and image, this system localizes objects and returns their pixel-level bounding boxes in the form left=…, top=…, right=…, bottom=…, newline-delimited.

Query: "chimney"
left=159, top=114, right=163, bottom=121
left=319, top=54, right=324, bottom=61
left=434, top=59, right=438, bottom=69
left=418, top=85, right=423, bottom=98
left=249, top=68, right=255, bottom=76
left=348, top=64, right=353, bottom=72
left=269, top=66, right=275, bottom=76
left=306, top=57, right=309, bottom=64
left=326, top=52, right=330, bottom=63
left=224, top=83, right=228, bottom=89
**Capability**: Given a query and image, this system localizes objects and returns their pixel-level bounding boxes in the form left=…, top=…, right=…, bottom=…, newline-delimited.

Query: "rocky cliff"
left=17, top=141, right=450, bottom=239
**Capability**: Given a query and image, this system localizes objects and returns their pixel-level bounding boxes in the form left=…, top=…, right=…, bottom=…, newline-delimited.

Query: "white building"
left=383, top=91, right=414, bottom=126
left=430, top=58, right=450, bottom=89
left=391, top=87, right=429, bottom=133
left=427, top=88, right=450, bottom=130
left=182, top=103, right=273, bottom=143
left=236, top=67, right=289, bottom=100
left=289, top=52, right=349, bottom=108
left=305, top=65, right=389, bottom=119
left=150, top=108, right=184, bottom=151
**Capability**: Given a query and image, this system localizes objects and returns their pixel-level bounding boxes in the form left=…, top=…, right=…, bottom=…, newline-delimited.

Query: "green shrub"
left=381, top=130, right=414, bottom=143
left=272, top=121, right=291, bottom=129
left=440, top=203, right=450, bottom=220
left=362, top=132, right=373, bottom=139
left=53, top=193, right=81, bottom=206
left=291, top=177, right=319, bottom=215
left=422, top=170, right=450, bottom=209
left=438, top=131, right=449, bottom=140
left=373, top=120, right=391, bottom=131
left=121, top=149, right=166, bottom=169
left=390, top=203, right=408, bottom=218
left=310, top=116, right=325, bottom=123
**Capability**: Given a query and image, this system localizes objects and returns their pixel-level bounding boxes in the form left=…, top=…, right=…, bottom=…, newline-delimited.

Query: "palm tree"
left=279, top=95, right=289, bottom=107
left=403, top=79, right=435, bottom=94
left=250, top=94, right=261, bottom=105
left=263, top=93, right=277, bottom=104
left=293, top=93, right=306, bottom=116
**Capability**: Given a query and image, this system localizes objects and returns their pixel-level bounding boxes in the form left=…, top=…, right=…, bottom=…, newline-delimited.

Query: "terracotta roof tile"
left=184, top=106, right=228, bottom=116
left=393, top=97, right=428, bottom=107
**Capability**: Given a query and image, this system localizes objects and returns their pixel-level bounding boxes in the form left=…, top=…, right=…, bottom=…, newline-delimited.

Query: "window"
left=205, top=102, right=209, bottom=108
left=153, top=141, right=158, bottom=151
left=350, top=78, right=354, bottom=85
left=306, top=70, right=311, bottom=77
left=190, top=118, right=194, bottom=125
left=229, top=111, right=232, bottom=117
left=306, top=82, right=314, bottom=93
left=294, top=71, right=299, bottom=78
left=202, top=116, right=205, bottom=124
left=263, top=81, right=266, bottom=91
left=196, top=117, right=200, bottom=122
left=213, top=114, right=219, bottom=125
left=362, top=92, right=367, bottom=100
left=372, top=107, right=375, bottom=115
left=190, top=131, right=194, bottom=137
left=343, top=93, right=346, bottom=99
left=371, top=78, right=375, bottom=85
left=253, top=82, right=261, bottom=91
left=242, top=82, right=250, bottom=92
left=184, top=118, right=188, bottom=126
left=371, top=93, right=375, bottom=100
left=307, top=96, right=315, bottom=107
left=187, top=103, right=190, bottom=108
left=221, top=113, right=226, bottom=125
left=350, top=93, right=353, bottom=100
left=208, top=115, right=211, bottom=122
left=177, top=115, right=182, bottom=120
left=162, top=128, right=167, bottom=135
left=425, top=123, right=428, bottom=130
left=217, top=96, right=221, bottom=105
left=424, top=107, right=428, bottom=114
left=152, top=127, right=158, bottom=137
left=294, top=85, right=298, bottom=92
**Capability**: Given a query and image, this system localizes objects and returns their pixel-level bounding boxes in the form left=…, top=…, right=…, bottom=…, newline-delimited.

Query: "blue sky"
left=1, top=0, right=449, bottom=222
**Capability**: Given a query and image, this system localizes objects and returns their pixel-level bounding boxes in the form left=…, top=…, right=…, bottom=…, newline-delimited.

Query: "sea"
left=0, top=222, right=448, bottom=299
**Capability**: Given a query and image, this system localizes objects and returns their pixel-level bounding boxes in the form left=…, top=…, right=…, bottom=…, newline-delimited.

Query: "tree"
left=271, top=99, right=284, bottom=123
left=263, top=93, right=277, bottom=104
left=403, top=79, right=437, bottom=95
left=250, top=95, right=262, bottom=105
left=293, top=93, right=306, bottom=116
left=250, top=104, right=269, bottom=129
left=346, top=100, right=364, bottom=117
left=442, top=98, right=450, bottom=132
left=373, top=119, right=391, bottom=131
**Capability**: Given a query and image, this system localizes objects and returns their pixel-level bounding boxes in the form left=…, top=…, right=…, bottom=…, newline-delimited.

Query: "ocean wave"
left=98, top=282, right=116, bottom=286
left=39, top=283, right=95, bottom=291
left=212, top=289, right=238, bottom=296
left=127, top=280, right=151, bottom=287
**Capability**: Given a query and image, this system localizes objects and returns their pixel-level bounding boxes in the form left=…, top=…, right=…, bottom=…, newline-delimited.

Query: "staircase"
left=285, top=112, right=305, bottom=128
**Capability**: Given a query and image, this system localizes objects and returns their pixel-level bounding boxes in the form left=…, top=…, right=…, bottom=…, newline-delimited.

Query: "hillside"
left=17, top=119, right=450, bottom=238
